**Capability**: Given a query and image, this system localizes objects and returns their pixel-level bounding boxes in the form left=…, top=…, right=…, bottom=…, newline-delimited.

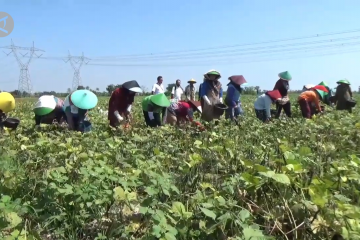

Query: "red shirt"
left=108, top=87, right=135, bottom=121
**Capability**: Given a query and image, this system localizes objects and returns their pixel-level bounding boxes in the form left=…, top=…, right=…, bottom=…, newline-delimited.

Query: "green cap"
left=207, top=71, right=220, bottom=75
left=318, top=81, right=328, bottom=87
left=337, top=79, right=351, bottom=85
left=314, top=89, right=326, bottom=100
left=278, top=71, right=292, bottom=81
left=150, top=93, right=170, bottom=107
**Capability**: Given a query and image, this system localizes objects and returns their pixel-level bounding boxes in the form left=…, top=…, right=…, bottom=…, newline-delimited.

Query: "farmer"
left=318, top=81, right=335, bottom=107
left=333, top=79, right=353, bottom=113
left=273, top=71, right=292, bottom=118
left=199, top=69, right=223, bottom=121
left=64, top=89, right=98, bottom=132
left=166, top=100, right=204, bottom=130
left=171, top=79, right=184, bottom=100
left=302, top=84, right=315, bottom=92
left=33, top=95, right=66, bottom=129
left=142, top=93, right=170, bottom=127
left=298, top=87, right=324, bottom=119
left=0, top=92, right=16, bottom=130
left=185, top=78, right=197, bottom=101
left=108, top=80, right=142, bottom=128
left=254, top=90, right=282, bottom=122
left=224, top=75, right=247, bottom=120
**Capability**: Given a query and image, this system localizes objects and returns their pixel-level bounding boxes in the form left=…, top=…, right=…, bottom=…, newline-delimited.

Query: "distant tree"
left=67, top=88, right=71, bottom=93
left=106, top=84, right=122, bottom=95
left=166, top=83, right=176, bottom=93
left=85, top=86, right=90, bottom=90
left=96, top=87, right=100, bottom=92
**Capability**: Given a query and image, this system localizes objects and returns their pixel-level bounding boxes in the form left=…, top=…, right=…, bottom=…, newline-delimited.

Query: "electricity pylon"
left=1, top=39, right=44, bottom=95
left=64, top=51, right=90, bottom=90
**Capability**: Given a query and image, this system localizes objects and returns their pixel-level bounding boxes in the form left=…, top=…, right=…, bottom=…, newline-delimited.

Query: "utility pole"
left=64, top=51, right=90, bottom=90
left=1, top=39, right=44, bottom=96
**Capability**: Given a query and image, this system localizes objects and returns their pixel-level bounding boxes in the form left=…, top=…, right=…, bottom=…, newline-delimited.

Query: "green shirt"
left=141, top=96, right=162, bottom=113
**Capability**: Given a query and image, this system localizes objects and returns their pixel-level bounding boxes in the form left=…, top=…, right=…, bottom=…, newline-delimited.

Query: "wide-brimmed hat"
left=265, top=90, right=282, bottom=101
left=188, top=100, right=202, bottom=113
left=33, top=95, right=57, bottom=116
left=229, top=75, right=247, bottom=85
left=303, top=84, right=315, bottom=90
left=150, top=93, right=170, bottom=107
left=0, top=92, right=15, bottom=113
left=188, top=78, right=196, bottom=83
left=314, top=89, right=326, bottom=100
left=318, top=81, right=328, bottom=87
left=122, top=80, right=142, bottom=93
left=311, top=85, right=329, bottom=93
left=204, top=69, right=221, bottom=80
left=70, top=90, right=98, bottom=110
left=278, top=71, right=292, bottom=81
left=337, top=79, right=350, bottom=85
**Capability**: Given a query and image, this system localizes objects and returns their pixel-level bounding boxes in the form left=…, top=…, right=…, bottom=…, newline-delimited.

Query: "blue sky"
left=1, top=0, right=360, bottom=92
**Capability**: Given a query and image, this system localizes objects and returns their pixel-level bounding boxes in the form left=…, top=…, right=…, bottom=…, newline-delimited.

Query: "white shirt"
left=64, top=95, right=79, bottom=114
left=152, top=83, right=164, bottom=94
left=171, top=86, right=184, bottom=100
left=254, top=94, right=272, bottom=118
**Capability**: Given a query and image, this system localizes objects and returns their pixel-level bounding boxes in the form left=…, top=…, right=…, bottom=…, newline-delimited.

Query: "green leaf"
left=172, top=202, right=186, bottom=215
left=164, top=232, right=176, bottom=240
left=113, top=186, right=126, bottom=201
left=243, top=227, right=264, bottom=240
left=200, top=207, right=216, bottom=220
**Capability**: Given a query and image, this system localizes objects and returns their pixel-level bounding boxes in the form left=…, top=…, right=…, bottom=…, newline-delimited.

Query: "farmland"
left=1, top=94, right=360, bottom=240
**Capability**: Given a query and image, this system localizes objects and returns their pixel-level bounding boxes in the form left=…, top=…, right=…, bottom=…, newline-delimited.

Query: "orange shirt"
left=298, top=90, right=321, bottom=111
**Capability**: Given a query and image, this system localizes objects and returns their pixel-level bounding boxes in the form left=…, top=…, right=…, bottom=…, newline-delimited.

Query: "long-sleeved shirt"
left=168, top=101, right=202, bottom=127
left=141, top=96, right=162, bottom=113
left=199, top=81, right=223, bottom=99
left=254, top=94, right=273, bottom=119
left=298, top=90, right=321, bottom=112
left=273, top=80, right=289, bottom=97
left=225, top=83, right=241, bottom=107
left=185, top=85, right=196, bottom=101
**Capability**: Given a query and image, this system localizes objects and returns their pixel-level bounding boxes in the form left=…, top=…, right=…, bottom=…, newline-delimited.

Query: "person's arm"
left=200, top=83, right=211, bottom=104
left=349, top=86, right=353, bottom=98
left=313, top=92, right=322, bottom=112
left=171, top=87, right=175, bottom=99
left=151, top=84, right=156, bottom=95
left=219, top=86, right=223, bottom=103
left=226, top=87, right=236, bottom=107
left=111, top=90, right=124, bottom=121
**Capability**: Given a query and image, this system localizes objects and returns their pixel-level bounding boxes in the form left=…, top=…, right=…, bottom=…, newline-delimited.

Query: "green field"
left=1, top=94, right=360, bottom=240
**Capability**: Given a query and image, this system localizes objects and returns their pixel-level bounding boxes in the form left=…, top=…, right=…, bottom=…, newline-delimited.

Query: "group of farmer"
left=0, top=69, right=356, bottom=132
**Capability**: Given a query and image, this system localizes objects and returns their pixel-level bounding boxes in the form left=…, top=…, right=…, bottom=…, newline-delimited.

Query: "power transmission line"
left=0, top=39, right=44, bottom=95
left=87, top=48, right=360, bottom=67
left=90, top=28, right=360, bottom=59
left=64, top=51, right=90, bottom=90
left=33, top=28, right=360, bottom=61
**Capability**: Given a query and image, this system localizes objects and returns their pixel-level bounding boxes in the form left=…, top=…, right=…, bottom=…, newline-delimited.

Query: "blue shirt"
left=225, top=83, right=241, bottom=107
left=199, top=81, right=223, bottom=99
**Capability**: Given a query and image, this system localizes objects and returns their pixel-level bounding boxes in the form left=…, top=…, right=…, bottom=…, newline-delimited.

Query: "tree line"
left=3, top=84, right=316, bottom=98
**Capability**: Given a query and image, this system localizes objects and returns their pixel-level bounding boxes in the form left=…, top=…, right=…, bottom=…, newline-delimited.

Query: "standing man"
left=171, top=79, right=184, bottom=100
left=152, top=76, right=165, bottom=95
left=185, top=79, right=197, bottom=101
